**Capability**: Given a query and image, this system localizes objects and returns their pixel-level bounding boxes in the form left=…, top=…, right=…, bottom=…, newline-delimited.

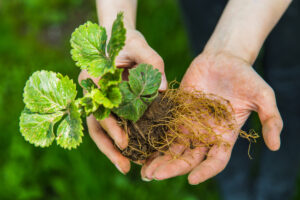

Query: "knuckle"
left=154, top=56, right=165, bottom=69
left=128, top=36, right=146, bottom=47
left=146, top=53, right=164, bottom=72
left=268, top=87, right=276, bottom=99
left=277, top=118, right=284, bottom=131
left=261, top=86, right=275, bottom=100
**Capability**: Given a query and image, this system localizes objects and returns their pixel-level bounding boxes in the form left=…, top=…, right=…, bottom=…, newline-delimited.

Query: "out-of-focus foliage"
left=0, top=0, right=298, bottom=200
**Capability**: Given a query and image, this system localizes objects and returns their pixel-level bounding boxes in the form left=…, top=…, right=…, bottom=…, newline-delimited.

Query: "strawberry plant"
left=20, top=13, right=161, bottom=150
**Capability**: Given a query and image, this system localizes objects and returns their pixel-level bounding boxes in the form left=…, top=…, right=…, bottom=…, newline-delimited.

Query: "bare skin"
left=81, top=0, right=291, bottom=183
left=141, top=51, right=283, bottom=184
left=140, top=0, right=291, bottom=184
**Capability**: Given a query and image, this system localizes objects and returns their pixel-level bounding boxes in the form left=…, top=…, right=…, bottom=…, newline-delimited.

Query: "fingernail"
left=115, top=164, right=125, bottom=175
left=115, top=141, right=126, bottom=150
left=159, top=75, right=167, bottom=91
left=142, top=177, right=151, bottom=182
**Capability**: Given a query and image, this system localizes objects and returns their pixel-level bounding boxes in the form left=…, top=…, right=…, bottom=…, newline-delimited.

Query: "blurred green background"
left=0, top=0, right=299, bottom=200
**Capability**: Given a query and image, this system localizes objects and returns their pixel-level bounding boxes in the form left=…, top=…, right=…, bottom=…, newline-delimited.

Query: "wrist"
left=203, top=0, right=292, bottom=65
left=97, top=0, right=137, bottom=31
left=100, top=15, right=136, bottom=31
left=203, top=32, right=260, bottom=65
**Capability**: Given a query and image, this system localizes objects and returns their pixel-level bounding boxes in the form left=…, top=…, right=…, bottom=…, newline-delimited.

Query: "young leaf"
left=56, top=103, right=84, bottom=149
left=78, top=86, right=122, bottom=116
left=93, top=86, right=122, bottom=109
left=23, top=71, right=77, bottom=113
left=20, top=109, right=64, bottom=147
left=98, top=68, right=123, bottom=91
left=104, top=86, right=122, bottom=108
left=70, top=21, right=114, bottom=77
left=113, top=64, right=161, bottom=122
left=107, top=12, right=126, bottom=61
left=78, top=96, right=99, bottom=116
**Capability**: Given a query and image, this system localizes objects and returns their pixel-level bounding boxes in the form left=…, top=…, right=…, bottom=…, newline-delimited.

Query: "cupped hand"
left=79, top=28, right=167, bottom=174
left=141, top=51, right=283, bottom=184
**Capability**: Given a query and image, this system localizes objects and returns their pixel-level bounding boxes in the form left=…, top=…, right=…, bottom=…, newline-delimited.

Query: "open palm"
left=141, top=52, right=283, bottom=184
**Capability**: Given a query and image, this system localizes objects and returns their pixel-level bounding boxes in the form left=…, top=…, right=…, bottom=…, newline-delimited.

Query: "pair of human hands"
left=79, top=28, right=283, bottom=185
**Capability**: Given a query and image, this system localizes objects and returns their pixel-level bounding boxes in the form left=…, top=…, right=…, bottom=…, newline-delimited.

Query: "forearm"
left=204, top=0, right=292, bottom=64
left=96, top=0, right=137, bottom=29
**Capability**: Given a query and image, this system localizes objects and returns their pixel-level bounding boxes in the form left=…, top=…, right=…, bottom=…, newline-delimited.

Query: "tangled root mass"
left=118, top=88, right=258, bottom=161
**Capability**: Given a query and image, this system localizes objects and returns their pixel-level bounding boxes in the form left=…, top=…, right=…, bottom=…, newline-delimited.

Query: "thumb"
left=129, top=43, right=167, bottom=91
left=256, top=88, right=283, bottom=151
left=261, top=116, right=283, bottom=151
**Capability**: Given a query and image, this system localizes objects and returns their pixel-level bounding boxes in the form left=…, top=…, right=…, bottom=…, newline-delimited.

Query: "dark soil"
left=118, top=93, right=174, bottom=161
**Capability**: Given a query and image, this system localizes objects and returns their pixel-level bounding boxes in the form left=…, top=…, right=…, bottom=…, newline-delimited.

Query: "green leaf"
left=81, top=78, right=97, bottom=92
left=94, top=105, right=110, bottom=121
left=56, top=103, right=84, bottom=149
left=23, top=71, right=77, bottom=113
left=93, top=86, right=122, bottom=109
left=20, top=109, right=64, bottom=147
left=70, top=21, right=114, bottom=77
left=107, top=12, right=126, bottom=62
left=113, top=64, right=161, bottom=122
left=98, top=68, right=123, bottom=91
left=21, top=71, right=84, bottom=149
left=105, top=86, right=122, bottom=108
left=129, top=64, right=162, bottom=95
left=78, top=96, right=99, bottom=116
left=78, top=85, right=121, bottom=117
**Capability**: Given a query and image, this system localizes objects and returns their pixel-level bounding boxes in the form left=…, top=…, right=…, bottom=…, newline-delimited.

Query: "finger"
left=87, top=115, right=130, bottom=174
left=256, top=88, right=283, bottom=151
left=78, top=70, right=100, bottom=86
left=188, top=144, right=233, bottom=185
left=98, top=115, right=128, bottom=150
left=141, top=143, right=186, bottom=180
left=153, top=147, right=207, bottom=180
left=129, top=41, right=167, bottom=91
left=140, top=152, right=160, bottom=181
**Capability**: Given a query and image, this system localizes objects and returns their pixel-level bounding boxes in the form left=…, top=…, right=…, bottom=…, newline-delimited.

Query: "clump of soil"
left=119, top=93, right=173, bottom=161
left=118, top=88, right=239, bottom=161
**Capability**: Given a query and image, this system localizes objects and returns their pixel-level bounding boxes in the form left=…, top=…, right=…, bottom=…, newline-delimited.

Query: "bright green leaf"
left=93, top=86, right=122, bottom=109
left=56, top=103, right=84, bottom=149
left=105, top=86, right=122, bottom=108
left=113, top=64, right=161, bottom=122
left=78, top=96, right=99, bottom=116
left=98, top=68, right=123, bottom=91
left=23, top=71, right=77, bottom=113
left=78, top=85, right=121, bottom=117
left=20, top=109, right=64, bottom=147
left=107, top=12, right=126, bottom=62
left=70, top=21, right=114, bottom=77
